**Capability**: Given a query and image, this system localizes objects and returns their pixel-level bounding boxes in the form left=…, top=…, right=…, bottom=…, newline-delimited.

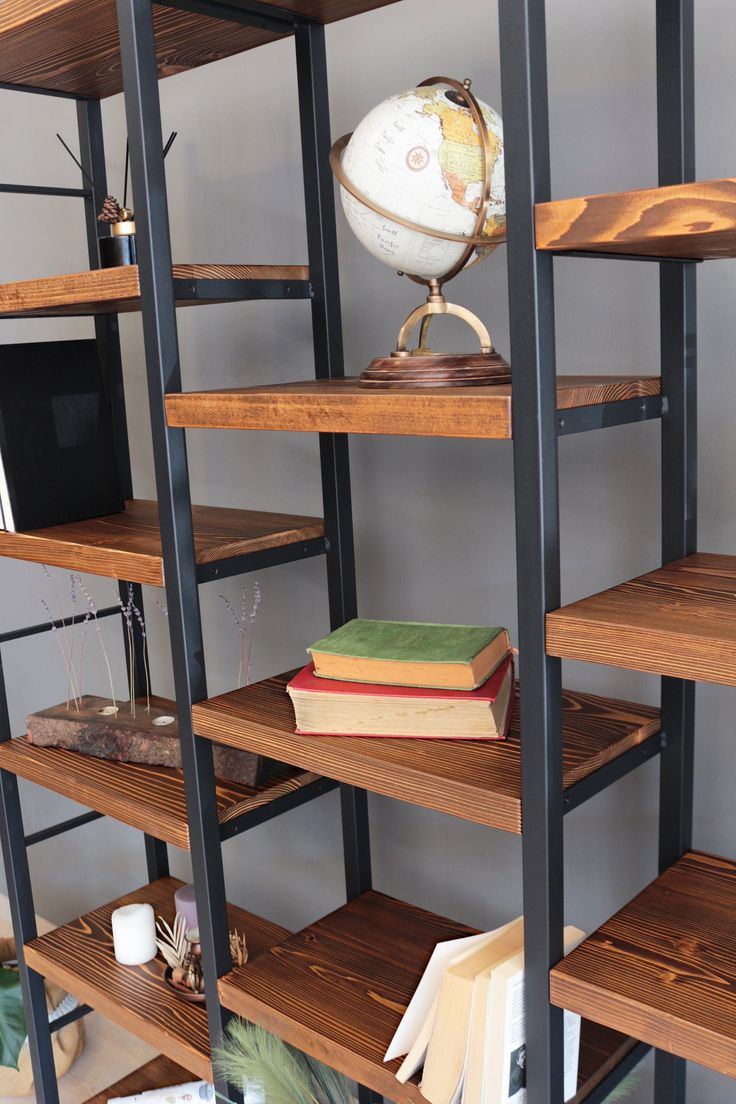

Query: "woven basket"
left=0, top=936, right=84, bottom=1096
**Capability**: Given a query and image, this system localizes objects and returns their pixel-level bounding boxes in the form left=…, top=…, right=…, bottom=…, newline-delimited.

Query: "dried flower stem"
left=41, top=567, right=81, bottom=708
left=220, top=583, right=262, bottom=689
left=76, top=577, right=116, bottom=708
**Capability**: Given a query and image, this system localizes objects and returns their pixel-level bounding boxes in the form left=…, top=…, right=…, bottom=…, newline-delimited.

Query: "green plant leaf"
left=0, top=966, right=27, bottom=1070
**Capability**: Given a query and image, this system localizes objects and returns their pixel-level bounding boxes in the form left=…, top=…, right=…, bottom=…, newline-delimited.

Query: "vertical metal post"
left=0, top=652, right=60, bottom=1104
left=115, top=2, right=231, bottom=1095
left=656, top=3, right=696, bottom=1101
left=77, top=100, right=133, bottom=496
left=294, top=22, right=372, bottom=902
left=499, top=3, right=564, bottom=1103
left=78, top=99, right=168, bottom=882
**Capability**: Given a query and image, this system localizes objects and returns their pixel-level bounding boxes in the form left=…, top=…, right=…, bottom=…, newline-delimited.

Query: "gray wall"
left=1, top=1, right=735, bottom=1099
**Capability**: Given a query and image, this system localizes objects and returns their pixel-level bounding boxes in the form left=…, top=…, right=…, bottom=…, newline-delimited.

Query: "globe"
left=332, top=79, right=505, bottom=283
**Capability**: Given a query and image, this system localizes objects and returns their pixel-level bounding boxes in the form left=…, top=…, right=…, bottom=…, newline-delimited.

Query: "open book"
left=385, top=919, right=584, bottom=1104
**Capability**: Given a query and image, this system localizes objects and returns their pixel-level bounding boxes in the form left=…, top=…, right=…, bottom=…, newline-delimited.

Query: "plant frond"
left=214, top=1021, right=319, bottom=1104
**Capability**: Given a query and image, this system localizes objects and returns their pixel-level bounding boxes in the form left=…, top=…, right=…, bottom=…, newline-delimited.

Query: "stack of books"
left=287, top=619, right=514, bottom=740
left=385, top=919, right=584, bottom=1104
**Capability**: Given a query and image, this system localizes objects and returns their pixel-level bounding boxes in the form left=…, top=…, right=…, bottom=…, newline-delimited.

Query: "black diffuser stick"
left=56, top=133, right=106, bottom=206
left=163, top=131, right=178, bottom=159
left=123, top=139, right=130, bottom=209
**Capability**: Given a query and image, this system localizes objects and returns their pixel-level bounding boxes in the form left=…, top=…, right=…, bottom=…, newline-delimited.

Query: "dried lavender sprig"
left=40, top=598, right=78, bottom=710
left=76, top=576, right=117, bottom=708
left=245, top=583, right=261, bottom=686
left=42, top=566, right=81, bottom=708
left=130, top=593, right=151, bottom=713
left=114, top=584, right=137, bottom=716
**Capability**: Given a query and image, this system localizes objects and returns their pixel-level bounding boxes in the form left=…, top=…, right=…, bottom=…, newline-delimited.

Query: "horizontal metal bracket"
left=563, top=731, right=663, bottom=815
left=173, top=277, right=313, bottom=302
left=196, top=535, right=326, bottom=584
left=25, top=811, right=104, bottom=848
left=50, top=1003, right=93, bottom=1034
left=0, top=606, right=119, bottom=647
left=220, top=776, right=338, bottom=841
left=157, top=0, right=312, bottom=33
left=558, top=395, right=664, bottom=436
left=550, top=250, right=703, bottom=264
left=0, top=81, right=90, bottom=101
left=0, top=184, right=91, bottom=199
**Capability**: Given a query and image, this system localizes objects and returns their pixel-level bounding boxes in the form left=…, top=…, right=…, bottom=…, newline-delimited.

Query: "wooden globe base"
left=359, top=351, right=511, bottom=389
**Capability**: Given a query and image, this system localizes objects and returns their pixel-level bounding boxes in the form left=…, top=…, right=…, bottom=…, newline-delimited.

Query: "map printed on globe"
left=339, top=82, right=505, bottom=282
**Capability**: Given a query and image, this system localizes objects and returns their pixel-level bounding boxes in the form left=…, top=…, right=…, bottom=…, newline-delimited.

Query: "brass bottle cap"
left=112, top=219, right=136, bottom=237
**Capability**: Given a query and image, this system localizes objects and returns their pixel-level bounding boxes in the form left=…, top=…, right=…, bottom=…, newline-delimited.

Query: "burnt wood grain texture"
left=546, top=553, right=736, bottom=685
left=219, top=891, right=635, bottom=1103
left=0, top=1, right=401, bottom=97
left=551, top=851, right=736, bottom=1078
left=0, top=264, right=310, bottom=318
left=24, top=877, right=289, bottom=1080
left=0, top=498, right=324, bottom=586
left=190, top=672, right=660, bottom=834
left=0, top=737, right=319, bottom=850
left=165, top=376, right=662, bottom=440
left=82, top=1055, right=195, bottom=1104
left=535, top=177, right=736, bottom=259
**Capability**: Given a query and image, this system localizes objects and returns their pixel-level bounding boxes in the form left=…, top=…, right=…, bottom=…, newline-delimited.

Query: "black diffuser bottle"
left=99, top=207, right=137, bottom=268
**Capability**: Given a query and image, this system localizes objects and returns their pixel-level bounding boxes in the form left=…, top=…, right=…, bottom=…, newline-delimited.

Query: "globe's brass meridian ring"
left=329, top=133, right=505, bottom=252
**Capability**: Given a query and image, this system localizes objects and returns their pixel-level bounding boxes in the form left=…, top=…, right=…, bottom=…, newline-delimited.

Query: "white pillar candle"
left=111, top=903, right=157, bottom=966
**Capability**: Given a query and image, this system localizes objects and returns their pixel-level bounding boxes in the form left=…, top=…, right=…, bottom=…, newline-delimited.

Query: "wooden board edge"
left=216, top=983, right=423, bottom=1104
left=23, top=943, right=212, bottom=1081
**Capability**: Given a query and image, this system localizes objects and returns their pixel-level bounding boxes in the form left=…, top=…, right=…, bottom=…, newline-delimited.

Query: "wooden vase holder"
left=27, top=695, right=286, bottom=787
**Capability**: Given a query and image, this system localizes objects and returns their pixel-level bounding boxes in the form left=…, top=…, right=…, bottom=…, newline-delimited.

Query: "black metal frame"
left=498, top=1, right=697, bottom=1103
left=0, top=1, right=700, bottom=1102
left=112, top=4, right=370, bottom=1102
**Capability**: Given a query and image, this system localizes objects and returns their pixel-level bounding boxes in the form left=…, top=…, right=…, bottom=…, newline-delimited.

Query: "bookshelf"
left=0, top=3, right=713, bottom=1104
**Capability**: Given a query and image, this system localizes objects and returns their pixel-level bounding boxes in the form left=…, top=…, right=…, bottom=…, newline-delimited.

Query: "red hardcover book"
left=286, top=656, right=514, bottom=740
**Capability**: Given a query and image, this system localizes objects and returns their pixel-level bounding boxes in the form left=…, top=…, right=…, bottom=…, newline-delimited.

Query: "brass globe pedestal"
left=360, top=280, right=510, bottom=388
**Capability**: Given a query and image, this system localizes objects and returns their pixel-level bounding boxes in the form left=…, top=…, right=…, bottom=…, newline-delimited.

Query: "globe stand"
left=360, top=280, right=511, bottom=389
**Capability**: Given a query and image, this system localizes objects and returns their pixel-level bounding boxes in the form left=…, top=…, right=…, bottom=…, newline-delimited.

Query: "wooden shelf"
left=547, top=553, right=736, bottom=685
left=0, top=498, right=324, bottom=586
left=535, top=177, right=736, bottom=259
left=191, top=672, right=659, bottom=834
left=0, top=737, right=320, bottom=850
left=165, top=376, right=662, bottom=440
left=0, top=264, right=310, bottom=317
left=83, top=1055, right=195, bottom=1104
left=24, top=876, right=289, bottom=1080
left=219, top=890, right=636, bottom=1104
left=551, top=851, right=736, bottom=1078
left=0, top=1, right=401, bottom=98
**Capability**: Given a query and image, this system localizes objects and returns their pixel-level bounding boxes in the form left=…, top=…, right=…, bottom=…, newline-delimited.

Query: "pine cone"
left=97, top=195, right=122, bottom=223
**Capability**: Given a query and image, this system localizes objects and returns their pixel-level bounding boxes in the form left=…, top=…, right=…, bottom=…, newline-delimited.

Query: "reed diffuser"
left=57, top=130, right=177, bottom=268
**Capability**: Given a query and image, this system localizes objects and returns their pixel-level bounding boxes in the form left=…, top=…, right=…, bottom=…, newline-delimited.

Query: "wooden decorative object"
left=360, top=351, right=511, bottom=389
left=24, top=877, right=289, bottom=1080
left=0, top=498, right=324, bottom=586
left=0, top=738, right=320, bottom=851
left=165, top=375, right=662, bottom=440
left=546, top=552, right=736, bottom=685
left=218, top=890, right=636, bottom=1104
left=0, top=264, right=310, bottom=318
left=535, top=176, right=736, bottom=259
left=0, top=1, right=401, bottom=98
left=190, top=672, right=660, bottom=834
left=27, top=695, right=287, bottom=787
left=551, top=851, right=736, bottom=1079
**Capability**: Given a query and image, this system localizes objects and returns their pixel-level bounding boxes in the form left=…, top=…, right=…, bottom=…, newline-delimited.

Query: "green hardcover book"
left=307, top=619, right=510, bottom=690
